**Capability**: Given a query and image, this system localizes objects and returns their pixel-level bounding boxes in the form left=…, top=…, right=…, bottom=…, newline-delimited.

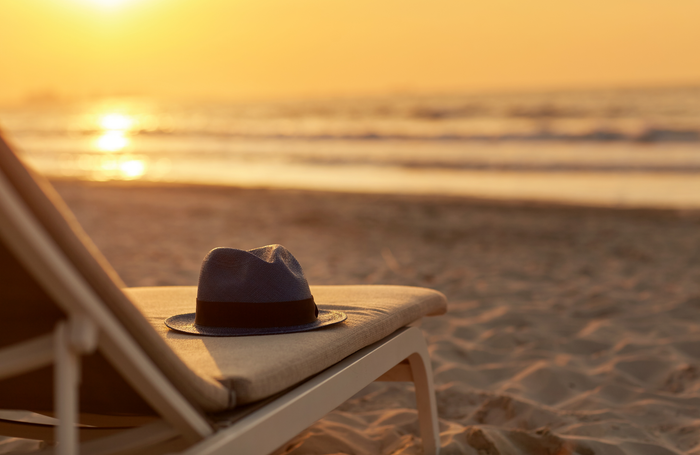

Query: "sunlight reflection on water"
left=96, top=130, right=130, bottom=152
left=81, top=111, right=148, bottom=179
left=99, top=113, right=134, bottom=131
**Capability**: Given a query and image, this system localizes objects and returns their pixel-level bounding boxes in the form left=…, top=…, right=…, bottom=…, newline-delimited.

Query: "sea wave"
left=8, top=126, right=700, bottom=143
left=21, top=148, right=700, bottom=174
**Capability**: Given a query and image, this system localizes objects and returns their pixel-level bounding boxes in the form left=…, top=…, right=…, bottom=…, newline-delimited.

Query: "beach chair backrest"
left=0, top=133, right=231, bottom=417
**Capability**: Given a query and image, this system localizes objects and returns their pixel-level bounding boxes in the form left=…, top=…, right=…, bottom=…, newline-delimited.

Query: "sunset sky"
left=1, top=0, right=699, bottom=104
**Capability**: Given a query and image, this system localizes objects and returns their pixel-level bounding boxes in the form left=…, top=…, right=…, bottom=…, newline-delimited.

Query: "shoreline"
left=42, top=167, right=700, bottom=210
left=48, top=175, right=700, bottom=213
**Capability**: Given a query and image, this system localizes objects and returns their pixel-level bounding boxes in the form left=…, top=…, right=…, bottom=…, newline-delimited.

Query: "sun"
left=87, top=0, right=130, bottom=8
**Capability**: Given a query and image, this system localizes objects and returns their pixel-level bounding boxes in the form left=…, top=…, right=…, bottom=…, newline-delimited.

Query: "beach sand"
left=6, top=179, right=700, bottom=454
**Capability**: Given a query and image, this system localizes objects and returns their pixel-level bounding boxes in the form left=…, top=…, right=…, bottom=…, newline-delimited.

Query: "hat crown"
left=197, top=244, right=312, bottom=303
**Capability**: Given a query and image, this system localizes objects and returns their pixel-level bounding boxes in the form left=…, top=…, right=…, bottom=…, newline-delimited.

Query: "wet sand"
left=20, top=180, right=700, bottom=454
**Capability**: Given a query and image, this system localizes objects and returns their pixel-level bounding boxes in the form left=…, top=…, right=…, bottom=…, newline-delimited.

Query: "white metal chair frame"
left=0, top=162, right=440, bottom=455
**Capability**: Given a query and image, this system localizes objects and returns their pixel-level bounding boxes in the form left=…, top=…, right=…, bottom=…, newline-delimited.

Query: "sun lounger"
left=0, top=133, right=446, bottom=455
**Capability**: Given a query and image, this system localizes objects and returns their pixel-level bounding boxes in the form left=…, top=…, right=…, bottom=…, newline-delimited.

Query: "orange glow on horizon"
left=1, top=0, right=700, bottom=103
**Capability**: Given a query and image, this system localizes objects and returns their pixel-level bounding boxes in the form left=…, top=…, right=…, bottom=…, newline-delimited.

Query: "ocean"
left=1, top=86, right=699, bottom=208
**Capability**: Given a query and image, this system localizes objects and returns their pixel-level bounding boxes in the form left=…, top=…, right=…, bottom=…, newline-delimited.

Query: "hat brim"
left=164, top=309, right=347, bottom=336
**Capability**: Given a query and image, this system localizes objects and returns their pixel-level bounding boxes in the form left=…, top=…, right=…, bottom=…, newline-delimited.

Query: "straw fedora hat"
left=165, top=245, right=347, bottom=336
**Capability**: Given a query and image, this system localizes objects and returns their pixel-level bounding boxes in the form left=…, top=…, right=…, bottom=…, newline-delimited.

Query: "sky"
left=1, top=0, right=700, bottom=104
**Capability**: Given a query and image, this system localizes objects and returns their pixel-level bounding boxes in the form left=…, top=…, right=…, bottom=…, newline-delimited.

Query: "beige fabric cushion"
left=126, top=285, right=446, bottom=405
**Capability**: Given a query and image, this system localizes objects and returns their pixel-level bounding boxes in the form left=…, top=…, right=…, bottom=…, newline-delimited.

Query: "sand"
left=6, top=179, right=700, bottom=454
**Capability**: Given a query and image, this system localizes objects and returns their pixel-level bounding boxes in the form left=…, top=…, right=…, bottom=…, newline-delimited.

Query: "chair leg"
left=407, top=350, right=440, bottom=455
left=55, top=322, right=79, bottom=455
left=54, top=317, right=98, bottom=455
left=179, top=327, right=441, bottom=455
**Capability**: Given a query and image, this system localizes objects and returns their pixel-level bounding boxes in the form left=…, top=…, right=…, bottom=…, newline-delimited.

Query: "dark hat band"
left=194, top=297, right=318, bottom=329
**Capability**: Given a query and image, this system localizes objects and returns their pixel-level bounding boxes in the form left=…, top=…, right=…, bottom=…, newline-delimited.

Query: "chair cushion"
left=126, top=285, right=446, bottom=405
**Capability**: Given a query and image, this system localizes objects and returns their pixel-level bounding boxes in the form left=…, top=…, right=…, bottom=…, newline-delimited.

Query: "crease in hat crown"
left=197, top=244, right=312, bottom=303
